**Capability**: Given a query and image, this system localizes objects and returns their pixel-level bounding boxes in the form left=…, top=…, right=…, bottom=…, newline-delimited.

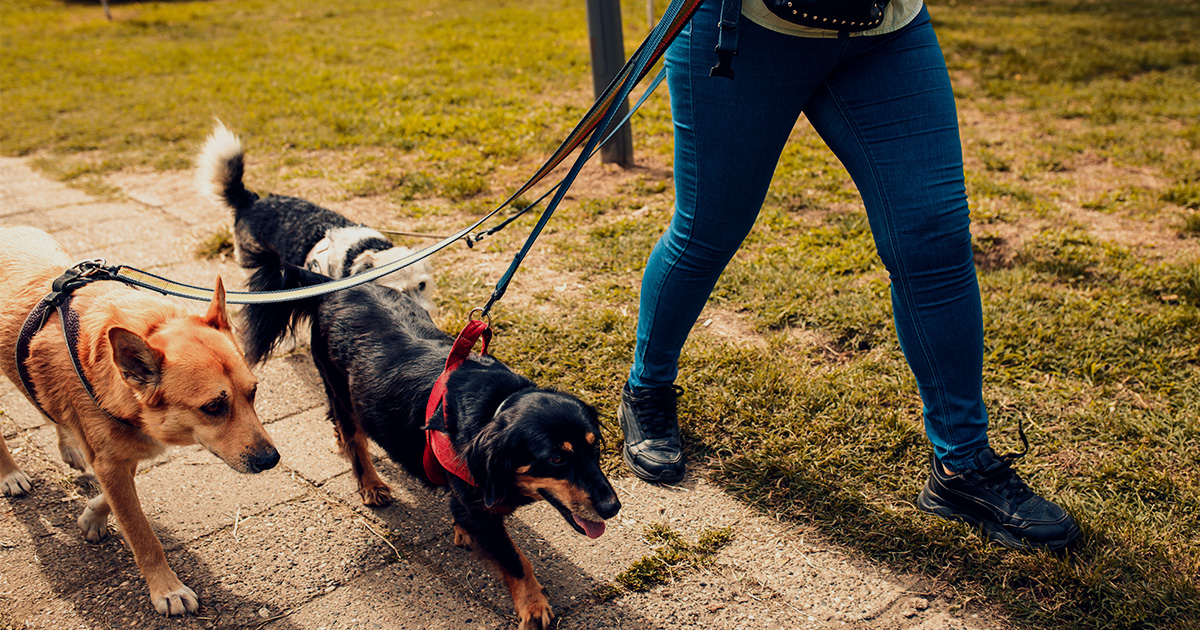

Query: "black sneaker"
left=618, top=383, right=686, bottom=483
left=918, top=447, right=1080, bottom=551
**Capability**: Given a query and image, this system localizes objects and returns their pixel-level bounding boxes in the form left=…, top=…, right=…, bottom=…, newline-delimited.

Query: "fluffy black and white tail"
left=240, top=246, right=329, bottom=365
left=196, top=121, right=259, bottom=212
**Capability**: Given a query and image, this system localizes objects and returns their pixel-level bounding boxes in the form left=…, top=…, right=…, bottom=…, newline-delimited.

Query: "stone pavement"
left=0, top=157, right=1003, bottom=630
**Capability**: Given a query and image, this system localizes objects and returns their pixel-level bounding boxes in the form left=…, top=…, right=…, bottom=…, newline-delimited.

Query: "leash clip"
left=72, top=258, right=109, bottom=276
left=709, top=49, right=736, bottom=79
left=710, top=0, right=741, bottom=80
left=468, top=307, right=491, bottom=327
left=47, top=259, right=113, bottom=307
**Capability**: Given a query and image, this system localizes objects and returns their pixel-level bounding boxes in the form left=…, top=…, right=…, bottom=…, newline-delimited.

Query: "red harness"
left=422, top=319, right=492, bottom=486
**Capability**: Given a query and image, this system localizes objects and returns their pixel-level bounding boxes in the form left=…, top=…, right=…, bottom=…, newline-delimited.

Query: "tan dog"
left=0, top=226, right=279, bottom=616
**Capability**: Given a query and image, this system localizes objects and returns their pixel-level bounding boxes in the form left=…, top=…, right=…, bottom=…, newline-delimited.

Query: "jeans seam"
left=820, top=79, right=958, bottom=455
left=634, top=25, right=698, bottom=389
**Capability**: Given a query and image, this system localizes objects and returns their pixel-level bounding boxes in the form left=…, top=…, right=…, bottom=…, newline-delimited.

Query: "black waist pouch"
left=762, top=0, right=892, bottom=32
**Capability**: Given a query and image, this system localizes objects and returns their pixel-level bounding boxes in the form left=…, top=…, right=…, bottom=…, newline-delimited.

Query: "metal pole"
left=586, top=0, right=633, bottom=167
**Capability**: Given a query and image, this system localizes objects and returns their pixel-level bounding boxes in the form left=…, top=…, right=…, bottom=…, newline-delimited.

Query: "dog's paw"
left=151, top=583, right=199, bottom=617
left=1, top=470, right=32, bottom=496
left=77, top=504, right=109, bottom=542
left=516, top=599, right=553, bottom=630
left=59, top=445, right=89, bottom=472
left=452, top=524, right=473, bottom=549
left=359, top=483, right=393, bottom=507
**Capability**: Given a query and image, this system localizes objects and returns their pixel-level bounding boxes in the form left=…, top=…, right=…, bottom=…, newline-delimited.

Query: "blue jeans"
left=628, top=3, right=990, bottom=470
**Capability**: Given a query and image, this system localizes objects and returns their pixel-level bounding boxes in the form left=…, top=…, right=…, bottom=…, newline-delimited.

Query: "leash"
left=330, top=69, right=670, bottom=248
left=99, top=0, right=702, bottom=306
left=478, top=0, right=701, bottom=317
left=422, top=315, right=493, bottom=486
left=417, top=0, right=702, bottom=480
left=14, top=260, right=139, bottom=429
left=463, top=68, right=668, bottom=249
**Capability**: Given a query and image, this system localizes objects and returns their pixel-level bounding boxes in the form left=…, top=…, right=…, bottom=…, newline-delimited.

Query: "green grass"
left=593, top=524, right=734, bottom=600
left=194, top=225, right=234, bottom=259
left=3, top=1, right=1199, bottom=629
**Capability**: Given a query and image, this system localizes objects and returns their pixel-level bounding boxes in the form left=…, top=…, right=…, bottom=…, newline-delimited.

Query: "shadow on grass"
left=713, top=453, right=1200, bottom=630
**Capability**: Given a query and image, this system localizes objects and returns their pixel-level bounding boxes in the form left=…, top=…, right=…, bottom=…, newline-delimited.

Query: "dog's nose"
left=596, top=493, right=621, bottom=520
left=246, top=445, right=280, bottom=473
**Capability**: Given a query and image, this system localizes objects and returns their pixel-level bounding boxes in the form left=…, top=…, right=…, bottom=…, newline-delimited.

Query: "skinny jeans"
left=628, top=3, right=989, bottom=470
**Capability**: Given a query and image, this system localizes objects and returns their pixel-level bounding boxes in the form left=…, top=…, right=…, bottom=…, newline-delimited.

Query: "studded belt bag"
left=762, top=0, right=891, bottom=32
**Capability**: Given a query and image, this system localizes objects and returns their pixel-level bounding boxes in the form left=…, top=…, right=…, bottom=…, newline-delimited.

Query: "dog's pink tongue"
left=572, top=515, right=606, bottom=539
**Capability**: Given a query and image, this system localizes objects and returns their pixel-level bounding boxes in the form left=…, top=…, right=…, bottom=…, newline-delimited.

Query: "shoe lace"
left=973, top=413, right=1035, bottom=504
left=632, top=385, right=683, bottom=439
left=973, top=456, right=1035, bottom=504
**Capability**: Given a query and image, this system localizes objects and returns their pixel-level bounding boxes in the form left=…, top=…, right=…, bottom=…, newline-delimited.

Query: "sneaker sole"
left=621, top=447, right=684, bottom=484
left=917, top=488, right=1078, bottom=552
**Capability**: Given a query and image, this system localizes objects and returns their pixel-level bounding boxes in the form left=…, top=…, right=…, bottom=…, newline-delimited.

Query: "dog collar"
left=14, top=263, right=139, bottom=430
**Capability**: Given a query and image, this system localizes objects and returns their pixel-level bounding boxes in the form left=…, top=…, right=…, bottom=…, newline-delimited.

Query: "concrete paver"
left=283, top=561, right=510, bottom=630
left=265, top=409, right=351, bottom=486
left=175, top=498, right=394, bottom=621
left=319, top=464, right=452, bottom=548
left=0, top=161, right=92, bottom=217
left=3, top=202, right=132, bottom=232
left=1, top=382, right=45, bottom=433
left=134, top=447, right=311, bottom=550
left=0, top=156, right=1004, bottom=629
left=250, top=355, right=331, bottom=425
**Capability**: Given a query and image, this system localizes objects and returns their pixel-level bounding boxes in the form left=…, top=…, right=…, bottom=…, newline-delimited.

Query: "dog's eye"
left=417, top=281, right=427, bottom=292
left=200, top=398, right=228, bottom=417
left=248, top=385, right=258, bottom=403
left=548, top=453, right=566, bottom=466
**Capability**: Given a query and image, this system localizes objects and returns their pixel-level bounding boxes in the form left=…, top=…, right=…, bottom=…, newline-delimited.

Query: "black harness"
left=14, top=260, right=139, bottom=429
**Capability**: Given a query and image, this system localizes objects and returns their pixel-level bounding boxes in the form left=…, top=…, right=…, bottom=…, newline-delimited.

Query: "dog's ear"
left=109, top=327, right=163, bottom=400
left=204, top=276, right=232, bottom=331
left=472, top=419, right=516, bottom=508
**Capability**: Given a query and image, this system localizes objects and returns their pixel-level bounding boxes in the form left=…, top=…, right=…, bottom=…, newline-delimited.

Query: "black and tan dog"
left=0, top=226, right=278, bottom=616
left=239, top=246, right=619, bottom=630
left=196, top=121, right=437, bottom=317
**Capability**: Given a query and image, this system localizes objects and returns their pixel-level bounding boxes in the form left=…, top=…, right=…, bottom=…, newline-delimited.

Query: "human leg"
left=622, top=3, right=846, bottom=481
left=803, top=7, right=1077, bottom=549
left=802, top=7, right=987, bottom=470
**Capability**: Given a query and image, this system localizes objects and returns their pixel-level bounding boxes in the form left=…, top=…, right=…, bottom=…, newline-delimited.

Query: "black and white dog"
left=195, top=121, right=437, bottom=316
left=238, top=246, right=620, bottom=630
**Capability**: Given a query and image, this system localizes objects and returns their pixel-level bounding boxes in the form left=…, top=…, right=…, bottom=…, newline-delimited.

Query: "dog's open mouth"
left=538, top=489, right=606, bottom=539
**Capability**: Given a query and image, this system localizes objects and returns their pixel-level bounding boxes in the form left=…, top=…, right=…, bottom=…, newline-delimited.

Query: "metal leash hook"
left=48, top=258, right=117, bottom=306
left=468, top=307, right=491, bottom=328
left=464, top=231, right=486, bottom=249
left=479, top=285, right=506, bottom=320
left=71, top=258, right=110, bottom=275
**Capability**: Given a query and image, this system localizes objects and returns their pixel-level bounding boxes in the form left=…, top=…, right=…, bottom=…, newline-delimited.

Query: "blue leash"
left=464, top=68, right=667, bottom=249
left=480, top=0, right=699, bottom=315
